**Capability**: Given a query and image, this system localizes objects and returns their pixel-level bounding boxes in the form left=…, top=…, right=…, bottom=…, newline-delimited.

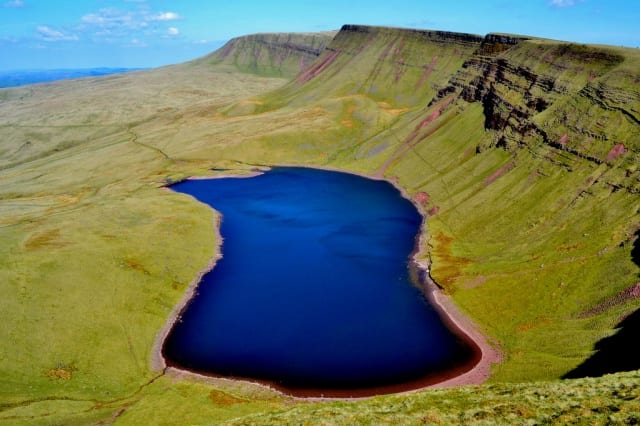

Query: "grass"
left=0, top=26, right=638, bottom=424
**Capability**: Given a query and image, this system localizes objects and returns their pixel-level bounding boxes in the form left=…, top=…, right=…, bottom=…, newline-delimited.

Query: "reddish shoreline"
left=151, top=165, right=501, bottom=398
left=413, top=263, right=502, bottom=389
left=150, top=212, right=223, bottom=373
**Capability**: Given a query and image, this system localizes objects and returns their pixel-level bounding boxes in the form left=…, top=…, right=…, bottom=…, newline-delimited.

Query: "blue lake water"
left=162, top=167, right=472, bottom=395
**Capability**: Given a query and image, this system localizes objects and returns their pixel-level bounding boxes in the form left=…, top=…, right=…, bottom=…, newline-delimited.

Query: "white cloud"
left=29, top=6, right=184, bottom=48
left=4, top=0, right=25, bottom=7
left=128, top=37, right=148, bottom=47
left=36, top=25, right=78, bottom=42
left=150, top=12, right=181, bottom=21
left=80, top=8, right=144, bottom=31
left=550, top=0, right=584, bottom=7
left=78, top=8, right=181, bottom=39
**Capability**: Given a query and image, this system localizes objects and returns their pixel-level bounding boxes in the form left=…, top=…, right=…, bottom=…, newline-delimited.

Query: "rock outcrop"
left=441, top=38, right=639, bottom=192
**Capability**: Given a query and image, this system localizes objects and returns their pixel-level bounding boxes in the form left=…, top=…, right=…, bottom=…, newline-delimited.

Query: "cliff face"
left=261, top=25, right=484, bottom=109
left=435, top=40, right=635, bottom=167
left=268, top=24, right=639, bottom=187
left=283, top=24, right=639, bottom=188
left=201, top=32, right=335, bottom=78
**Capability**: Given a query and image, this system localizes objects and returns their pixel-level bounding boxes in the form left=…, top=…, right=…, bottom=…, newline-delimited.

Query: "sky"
left=1, top=0, right=639, bottom=71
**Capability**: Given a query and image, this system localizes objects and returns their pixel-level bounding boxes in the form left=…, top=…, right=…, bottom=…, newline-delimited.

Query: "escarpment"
left=202, top=31, right=336, bottom=78
left=418, top=34, right=638, bottom=193
left=233, top=24, right=638, bottom=194
left=252, top=25, right=486, bottom=110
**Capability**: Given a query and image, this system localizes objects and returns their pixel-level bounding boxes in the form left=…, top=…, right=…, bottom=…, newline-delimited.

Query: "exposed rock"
left=218, top=24, right=639, bottom=192
left=414, top=191, right=430, bottom=207
left=339, top=25, right=484, bottom=46
left=475, top=33, right=529, bottom=56
left=428, top=37, right=634, bottom=169
left=606, top=143, right=627, bottom=163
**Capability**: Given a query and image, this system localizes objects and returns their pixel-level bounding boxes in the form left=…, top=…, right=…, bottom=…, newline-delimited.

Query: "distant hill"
left=192, top=31, right=337, bottom=78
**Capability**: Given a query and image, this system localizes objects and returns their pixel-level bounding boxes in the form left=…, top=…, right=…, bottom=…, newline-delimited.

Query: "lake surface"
left=162, top=167, right=473, bottom=396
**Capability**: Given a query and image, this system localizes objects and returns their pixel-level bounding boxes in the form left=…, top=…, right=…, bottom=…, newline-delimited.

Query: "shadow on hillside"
left=564, top=309, right=640, bottom=379
left=564, top=231, right=640, bottom=379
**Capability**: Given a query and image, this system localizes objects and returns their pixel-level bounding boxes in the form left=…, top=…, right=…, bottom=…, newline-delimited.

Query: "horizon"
left=1, top=0, right=639, bottom=71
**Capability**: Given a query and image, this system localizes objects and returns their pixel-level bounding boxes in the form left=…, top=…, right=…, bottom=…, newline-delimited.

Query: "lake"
left=162, top=167, right=474, bottom=397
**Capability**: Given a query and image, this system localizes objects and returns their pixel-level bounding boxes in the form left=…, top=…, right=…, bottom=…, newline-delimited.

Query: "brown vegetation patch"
left=123, top=258, right=150, bottom=275
left=516, top=318, right=551, bottom=333
left=341, top=103, right=356, bottom=128
left=430, top=231, right=472, bottom=291
left=557, top=243, right=581, bottom=252
left=209, top=390, right=245, bottom=407
left=376, top=101, right=408, bottom=116
left=56, top=194, right=79, bottom=205
left=387, top=108, right=409, bottom=117
left=44, top=365, right=75, bottom=380
left=24, top=229, right=70, bottom=251
left=389, top=108, right=409, bottom=116
left=238, top=99, right=264, bottom=106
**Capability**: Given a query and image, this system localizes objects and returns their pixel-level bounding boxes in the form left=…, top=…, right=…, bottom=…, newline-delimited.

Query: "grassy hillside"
left=199, top=31, right=336, bottom=78
left=0, top=25, right=638, bottom=424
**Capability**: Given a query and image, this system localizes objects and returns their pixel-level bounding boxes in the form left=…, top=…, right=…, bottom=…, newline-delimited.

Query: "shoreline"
left=151, top=164, right=501, bottom=398
left=150, top=212, right=224, bottom=373
left=151, top=169, right=269, bottom=373
left=413, top=263, right=502, bottom=388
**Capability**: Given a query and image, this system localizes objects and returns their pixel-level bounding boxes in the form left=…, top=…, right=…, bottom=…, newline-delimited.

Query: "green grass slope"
left=0, top=25, right=638, bottom=424
left=199, top=31, right=336, bottom=78
left=0, top=58, right=292, bottom=424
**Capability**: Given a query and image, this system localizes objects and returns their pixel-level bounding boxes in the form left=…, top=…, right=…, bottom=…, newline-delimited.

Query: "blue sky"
left=1, top=0, right=638, bottom=70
